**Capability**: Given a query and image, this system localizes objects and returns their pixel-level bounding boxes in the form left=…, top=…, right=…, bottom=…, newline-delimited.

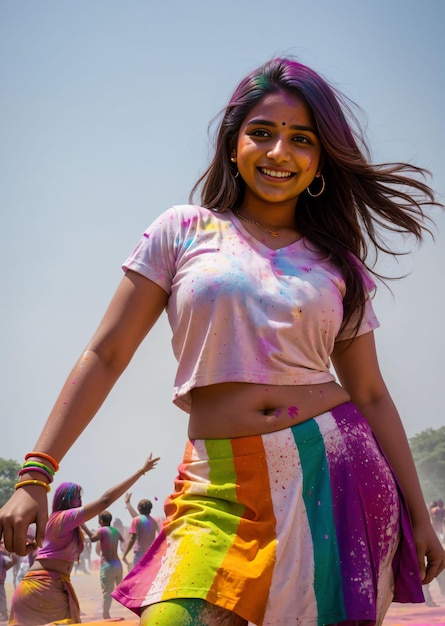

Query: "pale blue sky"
left=1, top=0, right=444, bottom=521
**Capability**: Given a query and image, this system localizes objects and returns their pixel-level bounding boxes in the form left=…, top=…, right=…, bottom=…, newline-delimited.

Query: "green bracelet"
left=22, top=460, right=55, bottom=476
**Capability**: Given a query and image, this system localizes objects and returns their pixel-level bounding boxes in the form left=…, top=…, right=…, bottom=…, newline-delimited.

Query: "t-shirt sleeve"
left=335, top=265, right=380, bottom=342
left=122, top=206, right=180, bottom=294
left=56, top=506, right=85, bottom=531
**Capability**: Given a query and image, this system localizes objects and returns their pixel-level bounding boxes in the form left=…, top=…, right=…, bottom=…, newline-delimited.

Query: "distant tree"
left=0, top=457, right=20, bottom=507
left=409, top=426, right=445, bottom=505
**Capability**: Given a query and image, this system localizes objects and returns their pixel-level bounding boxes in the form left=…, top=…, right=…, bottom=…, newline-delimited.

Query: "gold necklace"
left=234, top=210, right=280, bottom=237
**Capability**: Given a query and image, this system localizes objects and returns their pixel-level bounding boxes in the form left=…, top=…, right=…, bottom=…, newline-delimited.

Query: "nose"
left=266, top=137, right=291, bottom=163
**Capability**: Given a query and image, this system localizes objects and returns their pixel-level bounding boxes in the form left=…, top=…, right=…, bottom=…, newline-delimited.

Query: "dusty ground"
left=4, top=565, right=445, bottom=624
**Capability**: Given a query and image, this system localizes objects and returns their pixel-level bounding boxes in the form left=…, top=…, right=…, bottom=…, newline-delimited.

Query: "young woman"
left=1, top=58, right=444, bottom=626
left=7, top=455, right=158, bottom=625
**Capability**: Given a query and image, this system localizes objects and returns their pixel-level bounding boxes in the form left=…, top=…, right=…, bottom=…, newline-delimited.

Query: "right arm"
left=82, top=455, right=159, bottom=523
left=124, top=492, right=139, bottom=518
left=0, top=271, right=168, bottom=555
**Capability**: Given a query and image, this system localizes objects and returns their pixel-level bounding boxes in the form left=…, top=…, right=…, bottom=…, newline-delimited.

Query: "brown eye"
left=249, top=129, right=270, bottom=138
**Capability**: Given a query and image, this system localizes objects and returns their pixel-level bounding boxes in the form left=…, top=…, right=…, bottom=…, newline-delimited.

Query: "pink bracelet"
left=18, top=466, right=54, bottom=483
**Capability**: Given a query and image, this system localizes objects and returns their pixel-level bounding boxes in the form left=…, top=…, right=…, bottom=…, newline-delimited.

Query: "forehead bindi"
left=243, top=91, right=315, bottom=129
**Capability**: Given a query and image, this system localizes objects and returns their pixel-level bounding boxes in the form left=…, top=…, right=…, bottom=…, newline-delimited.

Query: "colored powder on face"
left=288, top=406, right=299, bottom=419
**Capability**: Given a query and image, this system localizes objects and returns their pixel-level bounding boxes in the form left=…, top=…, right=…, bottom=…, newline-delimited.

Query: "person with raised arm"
left=7, top=454, right=158, bottom=625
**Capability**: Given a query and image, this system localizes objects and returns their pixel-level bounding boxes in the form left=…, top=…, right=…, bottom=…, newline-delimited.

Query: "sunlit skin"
left=234, top=90, right=322, bottom=230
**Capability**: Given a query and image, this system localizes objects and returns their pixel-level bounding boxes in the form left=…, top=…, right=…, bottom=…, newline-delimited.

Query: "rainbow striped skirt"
left=113, top=402, right=423, bottom=625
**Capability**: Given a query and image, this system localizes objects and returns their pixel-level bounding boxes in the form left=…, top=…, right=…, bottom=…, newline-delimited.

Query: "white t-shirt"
left=123, top=205, right=379, bottom=413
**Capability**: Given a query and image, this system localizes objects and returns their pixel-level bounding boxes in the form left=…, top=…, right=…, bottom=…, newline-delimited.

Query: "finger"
left=423, top=558, right=444, bottom=585
left=35, top=509, right=48, bottom=549
left=423, top=568, right=436, bottom=585
left=26, top=539, right=39, bottom=553
left=418, top=556, right=426, bottom=583
left=422, top=546, right=445, bottom=584
left=0, top=520, right=13, bottom=554
left=10, top=519, right=30, bottom=556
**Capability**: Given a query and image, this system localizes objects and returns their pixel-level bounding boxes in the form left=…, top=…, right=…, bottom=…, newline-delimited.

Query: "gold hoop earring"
left=306, top=173, right=325, bottom=198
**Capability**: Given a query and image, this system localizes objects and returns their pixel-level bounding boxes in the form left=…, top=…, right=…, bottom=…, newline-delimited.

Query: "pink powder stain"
left=288, top=406, right=299, bottom=419
left=274, top=409, right=283, bottom=418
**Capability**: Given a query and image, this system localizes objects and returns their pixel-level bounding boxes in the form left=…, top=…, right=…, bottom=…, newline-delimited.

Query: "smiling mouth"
left=259, top=167, right=295, bottom=179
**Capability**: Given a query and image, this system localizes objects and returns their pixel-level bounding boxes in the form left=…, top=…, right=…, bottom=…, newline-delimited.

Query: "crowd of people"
left=0, top=456, right=160, bottom=624
left=2, top=489, right=443, bottom=622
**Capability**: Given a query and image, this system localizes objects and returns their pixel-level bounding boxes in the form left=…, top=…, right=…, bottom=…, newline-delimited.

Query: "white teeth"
left=260, top=168, right=293, bottom=178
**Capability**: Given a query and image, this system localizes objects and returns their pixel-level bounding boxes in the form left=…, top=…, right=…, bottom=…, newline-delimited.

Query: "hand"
left=81, top=524, right=93, bottom=539
left=124, top=492, right=132, bottom=505
left=139, top=453, right=160, bottom=476
left=0, top=486, right=49, bottom=556
left=413, top=520, right=445, bottom=584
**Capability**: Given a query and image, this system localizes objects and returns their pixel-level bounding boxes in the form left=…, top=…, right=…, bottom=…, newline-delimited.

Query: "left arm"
left=122, top=533, right=136, bottom=563
left=332, top=331, right=445, bottom=584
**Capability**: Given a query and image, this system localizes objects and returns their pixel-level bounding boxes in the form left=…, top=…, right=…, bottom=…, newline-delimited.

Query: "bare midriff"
left=29, top=558, right=74, bottom=576
left=188, top=381, right=351, bottom=439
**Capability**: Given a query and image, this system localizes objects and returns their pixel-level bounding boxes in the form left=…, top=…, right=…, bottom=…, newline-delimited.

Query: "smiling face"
left=235, top=90, right=322, bottom=218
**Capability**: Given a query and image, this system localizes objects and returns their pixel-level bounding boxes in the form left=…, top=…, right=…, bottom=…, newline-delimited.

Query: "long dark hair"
left=190, top=58, right=441, bottom=332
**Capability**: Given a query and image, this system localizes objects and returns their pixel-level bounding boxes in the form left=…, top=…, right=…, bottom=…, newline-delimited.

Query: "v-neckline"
left=229, top=210, right=304, bottom=253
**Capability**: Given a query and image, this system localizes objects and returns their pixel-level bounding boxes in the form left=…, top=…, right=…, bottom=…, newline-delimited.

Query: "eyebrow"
left=246, top=118, right=317, bottom=134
